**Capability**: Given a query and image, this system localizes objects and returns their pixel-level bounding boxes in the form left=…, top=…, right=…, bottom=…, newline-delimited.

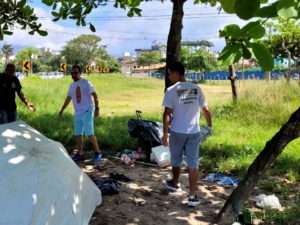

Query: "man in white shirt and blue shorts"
left=162, top=62, right=212, bottom=207
left=59, top=65, right=102, bottom=162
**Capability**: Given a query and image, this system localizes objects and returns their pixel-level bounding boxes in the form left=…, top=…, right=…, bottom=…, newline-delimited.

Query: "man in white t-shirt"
left=162, top=62, right=212, bottom=207
left=59, top=65, right=102, bottom=162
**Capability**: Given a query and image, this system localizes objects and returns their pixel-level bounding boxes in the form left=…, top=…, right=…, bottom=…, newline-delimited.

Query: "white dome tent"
left=0, top=121, right=101, bottom=225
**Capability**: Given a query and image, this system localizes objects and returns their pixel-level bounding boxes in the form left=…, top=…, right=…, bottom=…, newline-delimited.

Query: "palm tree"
left=25, top=47, right=41, bottom=73
left=1, top=44, right=14, bottom=65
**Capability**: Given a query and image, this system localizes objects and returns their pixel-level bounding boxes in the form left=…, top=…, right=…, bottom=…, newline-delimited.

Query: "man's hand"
left=26, top=102, right=35, bottom=112
left=161, top=135, right=169, bottom=147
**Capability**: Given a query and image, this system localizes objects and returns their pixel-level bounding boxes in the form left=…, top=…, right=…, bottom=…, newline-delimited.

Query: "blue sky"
left=2, top=1, right=247, bottom=57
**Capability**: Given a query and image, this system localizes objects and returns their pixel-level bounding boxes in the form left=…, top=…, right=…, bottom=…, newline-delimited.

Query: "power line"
left=38, top=12, right=233, bottom=21
left=45, top=28, right=219, bottom=40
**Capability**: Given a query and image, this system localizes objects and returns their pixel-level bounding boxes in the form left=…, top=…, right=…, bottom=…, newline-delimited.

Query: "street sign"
left=102, top=67, right=110, bottom=73
left=22, top=60, right=30, bottom=71
left=60, top=63, right=67, bottom=72
left=86, top=65, right=91, bottom=73
left=97, top=67, right=110, bottom=73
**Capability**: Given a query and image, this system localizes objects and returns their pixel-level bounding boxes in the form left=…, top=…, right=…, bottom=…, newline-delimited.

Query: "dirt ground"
left=77, top=155, right=237, bottom=225
left=76, top=153, right=300, bottom=225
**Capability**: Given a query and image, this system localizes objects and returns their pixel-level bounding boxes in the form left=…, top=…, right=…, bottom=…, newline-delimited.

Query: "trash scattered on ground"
left=117, top=149, right=149, bottom=165
left=81, top=165, right=95, bottom=173
left=133, top=196, right=147, bottom=206
left=203, top=173, right=240, bottom=187
left=255, top=194, right=281, bottom=209
left=121, top=153, right=132, bottom=165
left=109, top=171, right=133, bottom=182
left=92, top=178, right=121, bottom=195
left=151, top=145, right=171, bottom=167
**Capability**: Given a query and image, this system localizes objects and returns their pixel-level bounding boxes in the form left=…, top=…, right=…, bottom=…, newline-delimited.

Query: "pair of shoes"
left=187, top=195, right=201, bottom=207
left=93, top=152, right=102, bottom=162
left=109, top=171, right=132, bottom=182
left=165, top=179, right=182, bottom=192
left=72, top=153, right=84, bottom=161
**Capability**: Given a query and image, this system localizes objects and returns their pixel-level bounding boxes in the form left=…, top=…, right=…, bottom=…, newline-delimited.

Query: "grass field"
left=17, top=74, right=300, bottom=178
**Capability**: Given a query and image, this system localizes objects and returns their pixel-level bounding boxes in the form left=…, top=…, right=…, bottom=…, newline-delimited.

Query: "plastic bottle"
left=135, top=152, right=147, bottom=161
left=121, top=154, right=131, bottom=164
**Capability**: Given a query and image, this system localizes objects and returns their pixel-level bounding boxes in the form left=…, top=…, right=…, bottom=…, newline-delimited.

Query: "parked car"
left=37, top=71, right=64, bottom=79
left=15, top=72, right=25, bottom=79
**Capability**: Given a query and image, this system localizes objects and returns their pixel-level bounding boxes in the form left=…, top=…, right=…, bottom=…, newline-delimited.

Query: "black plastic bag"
left=128, top=118, right=162, bottom=146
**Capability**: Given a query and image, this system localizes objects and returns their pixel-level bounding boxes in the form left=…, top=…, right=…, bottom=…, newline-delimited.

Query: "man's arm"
left=91, top=92, right=99, bottom=117
left=162, top=107, right=172, bottom=146
left=201, top=105, right=212, bottom=132
left=17, top=90, right=35, bottom=112
left=59, top=96, right=72, bottom=116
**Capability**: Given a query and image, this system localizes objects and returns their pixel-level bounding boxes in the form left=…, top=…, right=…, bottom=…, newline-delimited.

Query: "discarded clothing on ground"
left=203, top=173, right=240, bottom=187
left=93, top=179, right=121, bottom=195
left=109, top=171, right=133, bottom=182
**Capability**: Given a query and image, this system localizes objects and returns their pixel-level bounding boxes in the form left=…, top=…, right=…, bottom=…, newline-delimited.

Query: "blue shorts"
left=169, top=131, right=201, bottom=169
left=74, top=107, right=94, bottom=136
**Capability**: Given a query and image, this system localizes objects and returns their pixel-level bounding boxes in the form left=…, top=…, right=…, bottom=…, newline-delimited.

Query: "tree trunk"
left=296, top=62, right=300, bottom=87
left=165, top=0, right=186, bottom=91
left=216, top=107, right=300, bottom=224
left=282, top=44, right=292, bottom=83
left=241, top=58, right=244, bottom=80
left=264, top=71, right=271, bottom=81
left=228, top=65, right=238, bottom=102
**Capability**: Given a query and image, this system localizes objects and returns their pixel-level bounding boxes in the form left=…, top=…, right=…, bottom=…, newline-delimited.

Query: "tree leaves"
left=224, top=24, right=241, bottom=38
left=255, top=4, right=278, bottom=18
left=218, top=21, right=272, bottom=70
left=241, top=21, right=266, bottom=39
left=235, top=0, right=261, bottom=20
left=263, top=18, right=300, bottom=67
left=89, top=24, right=96, bottom=32
left=277, top=0, right=299, bottom=19
left=250, top=43, right=274, bottom=71
left=218, top=42, right=273, bottom=71
left=218, top=44, right=243, bottom=66
left=0, top=1, right=48, bottom=39
left=37, top=30, right=48, bottom=36
left=221, top=22, right=266, bottom=40
left=220, top=0, right=237, bottom=13
left=220, top=0, right=261, bottom=19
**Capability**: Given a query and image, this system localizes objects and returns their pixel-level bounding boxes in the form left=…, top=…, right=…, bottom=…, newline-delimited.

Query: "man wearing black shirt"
left=0, top=64, right=35, bottom=124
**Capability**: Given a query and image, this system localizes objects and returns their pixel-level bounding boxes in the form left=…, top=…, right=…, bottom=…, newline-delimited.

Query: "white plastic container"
left=151, top=145, right=171, bottom=167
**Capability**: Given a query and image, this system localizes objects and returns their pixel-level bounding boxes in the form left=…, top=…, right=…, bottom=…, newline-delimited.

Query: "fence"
left=151, top=70, right=299, bottom=80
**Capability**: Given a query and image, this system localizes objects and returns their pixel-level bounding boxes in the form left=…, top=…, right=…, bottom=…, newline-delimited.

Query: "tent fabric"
left=0, top=121, right=102, bottom=225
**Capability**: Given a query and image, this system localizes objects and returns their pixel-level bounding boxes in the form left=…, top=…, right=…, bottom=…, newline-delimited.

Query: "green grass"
left=17, top=75, right=300, bottom=177
left=17, top=74, right=164, bottom=153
